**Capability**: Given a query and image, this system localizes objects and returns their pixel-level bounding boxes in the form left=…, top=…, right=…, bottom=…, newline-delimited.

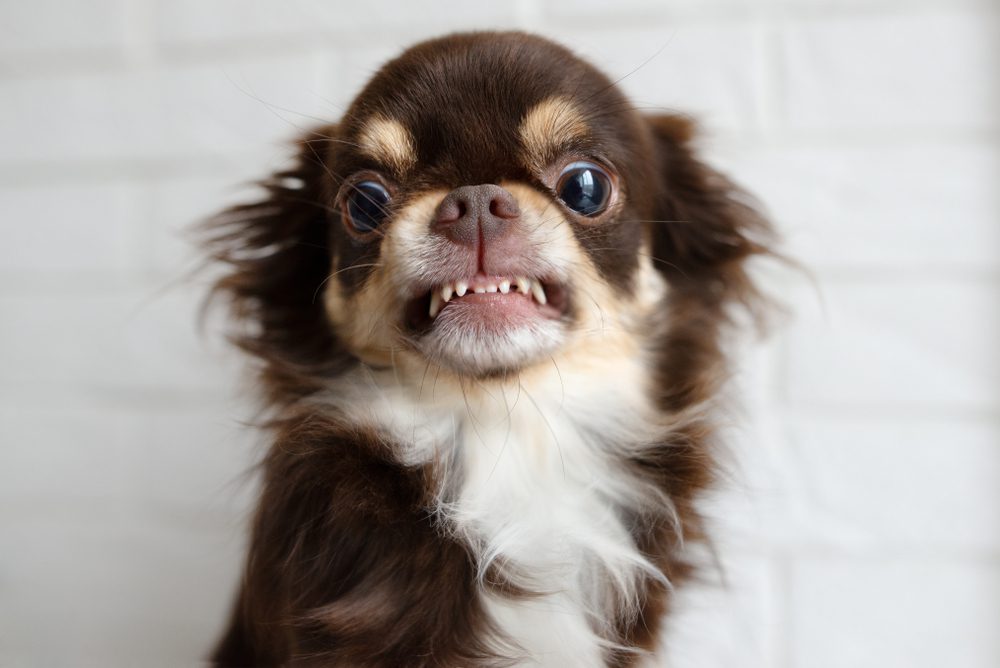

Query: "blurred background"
left=1, top=1, right=998, bottom=666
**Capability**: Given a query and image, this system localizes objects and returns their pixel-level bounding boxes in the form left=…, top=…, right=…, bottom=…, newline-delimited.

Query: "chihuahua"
left=206, top=31, right=770, bottom=668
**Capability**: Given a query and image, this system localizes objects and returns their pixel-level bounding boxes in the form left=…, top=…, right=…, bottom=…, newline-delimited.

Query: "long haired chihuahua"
left=206, top=31, right=770, bottom=667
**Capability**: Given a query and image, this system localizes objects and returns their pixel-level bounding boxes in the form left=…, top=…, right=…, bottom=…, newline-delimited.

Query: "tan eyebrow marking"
left=358, top=117, right=417, bottom=173
left=519, top=97, right=589, bottom=171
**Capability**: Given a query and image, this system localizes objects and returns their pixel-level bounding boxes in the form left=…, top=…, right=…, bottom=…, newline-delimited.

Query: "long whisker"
left=311, top=263, right=384, bottom=304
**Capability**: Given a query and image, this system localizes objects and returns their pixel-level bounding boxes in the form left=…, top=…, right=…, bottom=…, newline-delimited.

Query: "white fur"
left=317, top=304, right=680, bottom=666
left=419, top=312, right=566, bottom=377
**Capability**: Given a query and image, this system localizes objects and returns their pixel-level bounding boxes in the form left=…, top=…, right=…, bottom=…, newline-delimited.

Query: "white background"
left=1, top=1, right=998, bottom=666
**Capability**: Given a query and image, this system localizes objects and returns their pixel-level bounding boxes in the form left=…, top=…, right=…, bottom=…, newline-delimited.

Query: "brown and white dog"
left=205, top=31, right=770, bottom=667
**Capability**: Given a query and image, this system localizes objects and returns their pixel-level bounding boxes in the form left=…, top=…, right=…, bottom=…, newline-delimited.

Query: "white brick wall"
left=779, top=12, right=999, bottom=132
left=1, top=2, right=997, bottom=667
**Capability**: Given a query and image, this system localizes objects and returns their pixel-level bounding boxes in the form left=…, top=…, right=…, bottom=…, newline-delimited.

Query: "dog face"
left=320, top=33, right=663, bottom=378
left=208, top=30, right=766, bottom=402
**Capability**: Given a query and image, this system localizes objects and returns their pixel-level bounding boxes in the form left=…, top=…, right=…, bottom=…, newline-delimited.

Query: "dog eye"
left=346, top=181, right=391, bottom=232
left=556, top=162, right=612, bottom=217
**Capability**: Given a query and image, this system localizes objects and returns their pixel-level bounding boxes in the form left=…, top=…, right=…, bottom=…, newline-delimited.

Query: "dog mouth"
left=404, top=273, right=569, bottom=333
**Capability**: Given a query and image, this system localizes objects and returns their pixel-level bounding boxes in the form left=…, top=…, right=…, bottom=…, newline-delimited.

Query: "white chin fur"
left=417, top=317, right=565, bottom=376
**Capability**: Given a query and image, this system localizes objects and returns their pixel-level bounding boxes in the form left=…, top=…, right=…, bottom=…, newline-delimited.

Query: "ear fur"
left=202, top=124, right=350, bottom=404
left=645, top=115, right=772, bottom=307
left=643, top=115, right=774, bottom=412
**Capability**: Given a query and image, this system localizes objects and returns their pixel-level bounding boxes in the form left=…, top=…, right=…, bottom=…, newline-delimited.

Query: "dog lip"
left=403, top=273, right=569, bottom=334
left=432, top=274, right=555, bottom=314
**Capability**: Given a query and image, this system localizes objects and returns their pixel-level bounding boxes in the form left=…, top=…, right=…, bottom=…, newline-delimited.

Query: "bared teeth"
left=530, top=281, right=547, bottom=305
left=429, top=291, right=443, bottom=318
left=428, top=276, right=551, bottom=318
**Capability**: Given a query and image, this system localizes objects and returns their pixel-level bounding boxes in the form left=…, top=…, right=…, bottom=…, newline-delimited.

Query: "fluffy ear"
left=202, top=124, right=349, bottom=402
left=644, top=115, right=772, bottom=307
left=642, top=116, right=774, bottom=412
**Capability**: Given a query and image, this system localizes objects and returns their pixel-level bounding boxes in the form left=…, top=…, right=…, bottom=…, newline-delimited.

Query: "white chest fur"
left=325, top=350, right=674, bottom=666
left=450, top=393, right=660, bottom=666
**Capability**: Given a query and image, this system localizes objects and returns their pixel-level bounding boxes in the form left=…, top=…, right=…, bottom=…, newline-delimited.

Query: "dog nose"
left=433, top=184, right=520, bottom=246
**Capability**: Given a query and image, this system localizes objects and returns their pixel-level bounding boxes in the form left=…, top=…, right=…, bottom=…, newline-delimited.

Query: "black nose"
left=433, top=184, right=520, bottom=246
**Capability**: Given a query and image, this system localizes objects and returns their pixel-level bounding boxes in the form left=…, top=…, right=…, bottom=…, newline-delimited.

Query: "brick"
left=541, top=0, right=999, bottom=18
left=0, top=70, right=153, bottom=165
left=712, top=142, right=1000, bottom=271
left=0, top=53, right=327, bottom=165
left=699, top=391, right=806, bottom=551
left=786, top=416, right=1000, bottom=551
left=0, top=286, right=236, bottom=392
left=0, top=397, right=258, bottom=517
left=0, top=182, right=141, bottom=277
left=783, top=279, right=1000, bottom=409
left=660, top=554, right=777, bottom=668
left=542, top=22, right=767, bottom=132
left=127, top=407, right=261, bottom=518
left=779, top=13, right=1000, bottom=131
left=152, top=55, right=333, bottom=158
left=153, top=0, right=341, bottom=45
left=0, top=403, right=134, bottom=505
left=0, top=399, right=255, bottom=665
left=541, top=0, right=765, bottom=19
left=0, top=515, right=246, bottom=667
left=326, top=43, right=413, bottom=114
left=791, top=558, right=1000, bottom=668
left=0, top=0, right=129, bottom=55
left=144, top=166, right=269, bottom=277
left=775, top=0, right=991, bottom=6
left=153, top=0, right=520, bottom=46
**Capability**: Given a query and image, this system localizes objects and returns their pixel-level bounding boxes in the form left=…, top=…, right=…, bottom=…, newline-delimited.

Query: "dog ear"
left=202, top=124, right=349, bottom=401
left=642, top=116, right=774, bottom=412
left=644, top=115, right=772, bottom=306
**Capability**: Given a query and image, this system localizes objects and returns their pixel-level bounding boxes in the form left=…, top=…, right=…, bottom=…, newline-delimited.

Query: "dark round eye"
left=346, top=181, right=391, bottom=232
left=556, top=162, right=612, bottom=217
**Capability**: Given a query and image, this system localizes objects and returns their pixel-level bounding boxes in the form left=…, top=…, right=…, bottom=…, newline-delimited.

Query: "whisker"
left=310, top=262, right=383, bottom=304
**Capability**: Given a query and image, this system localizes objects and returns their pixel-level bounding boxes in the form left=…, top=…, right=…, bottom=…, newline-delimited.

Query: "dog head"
left=207, top=32, right=768, bottom=397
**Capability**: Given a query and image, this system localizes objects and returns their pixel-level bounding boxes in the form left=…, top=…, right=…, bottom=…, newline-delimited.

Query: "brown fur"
left=204, top=31, right=772, bottom=667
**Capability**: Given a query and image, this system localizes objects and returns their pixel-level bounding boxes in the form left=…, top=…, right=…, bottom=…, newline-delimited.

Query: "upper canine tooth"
left=442, top=284, right=454, bottom=302
left=516, top=277, right=531, bottom=294
left=499, top=280, right=511, bottom=294
left=429, top=291, right=443, bottom=318
left=485, top=283, right=498, bottom=293
left=530, top=281, right=547, bottom=305
left=455, top=281, right=468, bottom=297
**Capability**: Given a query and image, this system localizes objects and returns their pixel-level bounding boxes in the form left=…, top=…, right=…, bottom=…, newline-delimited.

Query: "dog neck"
left=311, top=311, right=679, bottom=664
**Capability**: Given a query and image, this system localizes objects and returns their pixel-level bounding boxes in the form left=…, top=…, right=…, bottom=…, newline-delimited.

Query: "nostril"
left=489, top=192, right=520, bottom=220
left=436, top=197, right=462, bottom=225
